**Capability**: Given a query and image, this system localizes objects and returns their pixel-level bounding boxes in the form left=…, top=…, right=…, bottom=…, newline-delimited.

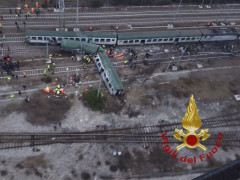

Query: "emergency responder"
left=43, top=69, right=47, bottom=76
left=52, top=62, right=55, bottom=68
left=116, top=26, right=119, bottom=31
left=124, top=60, right=128, bottom=65
left=47, top=64, right=51, bottom=71
left=7, top=76, right=11, bottom=82
left=107, top=50, right=110, bottom=56
left=71, top=55, right=74, bottom=61
left=27, top=12, right=30, bottom=17
left=18, top=90, right=21, bottom=96
left=10, top=94, right=14, bottom=100
left=57, top=85, right=61, bottom=90
left=89, top=26, right=92, bottom=31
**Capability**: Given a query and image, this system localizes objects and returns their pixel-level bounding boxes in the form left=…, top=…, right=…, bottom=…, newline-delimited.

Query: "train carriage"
left=117, top=29, right=202, bottom=45
left=26, top=30, right=117, bottom=45
left=200, top=28, right=239, bottom=42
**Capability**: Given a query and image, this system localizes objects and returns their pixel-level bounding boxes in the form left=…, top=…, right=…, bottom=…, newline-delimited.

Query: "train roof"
left=200, top=28, right=239, bottom=36
left=117, top=29, right=202, bottom=40
left=61, top=39, right=124, bottom=91
left=98, top=48, right=124, bottom=91
left=26, top=30, right=117, bottom=38
left=61, top=39, right=99, bottom=53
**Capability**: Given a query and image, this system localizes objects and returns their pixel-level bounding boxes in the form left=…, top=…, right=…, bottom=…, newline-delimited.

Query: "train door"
left=88, top=38, right=93, bottom=43
left=175, top=38, right=179, bottom=43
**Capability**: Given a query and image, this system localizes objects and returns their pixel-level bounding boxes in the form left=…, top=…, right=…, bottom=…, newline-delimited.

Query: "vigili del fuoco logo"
left=160, top=95, right=223, bottom=163
left=173, top=95, right=210, bottom=151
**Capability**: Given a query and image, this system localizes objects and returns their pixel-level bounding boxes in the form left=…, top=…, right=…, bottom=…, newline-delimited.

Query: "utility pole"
left=176, top=45, right=188, bottom=68
left=66, top=67, right=69, bottom=84
left=57, top=0, right=65, bottom=28
left=97, top=74, right=102, bottom=98
left=200, top=0, right=205, bottom=7
left=208, top=0, right=213, bottom=5
left=172, top=0, right=183, bottom=25
left=165, top=57, right=175, bottom=72
left=225, top=0, right=236, bottom=23
left=76, top=0, right=79, bottom=27
left=46, top=42, right=48, bottom=59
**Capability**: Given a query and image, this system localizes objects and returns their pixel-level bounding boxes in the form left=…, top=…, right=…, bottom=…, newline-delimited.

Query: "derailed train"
left=26, top=27, right=240, bottom=46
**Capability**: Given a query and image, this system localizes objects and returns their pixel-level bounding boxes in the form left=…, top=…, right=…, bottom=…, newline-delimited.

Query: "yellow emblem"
left=173, top=95, right=210, bottom=151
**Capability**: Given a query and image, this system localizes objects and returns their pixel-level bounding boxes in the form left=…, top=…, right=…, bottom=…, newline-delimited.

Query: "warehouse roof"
left=61, top=39, right=99, bottom=53
left=26, top=30, right=117, bottom=39
left=118, top=29, right=202, bottom=40
left=98, top=48, right=124, bottom=91
left=200, top=28, right=239, bottom=36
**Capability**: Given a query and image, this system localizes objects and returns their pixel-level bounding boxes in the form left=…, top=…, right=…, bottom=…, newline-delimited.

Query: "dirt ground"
left=0, top=38, right=240, bottom=179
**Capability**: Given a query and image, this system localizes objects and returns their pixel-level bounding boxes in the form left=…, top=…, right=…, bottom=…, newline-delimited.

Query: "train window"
left=76, top=38, right=80, bottom=41
left=163, top=39, right=168, bottom=41
left=147, top=39, right=151, bottom=42
left=123, top=41, right=128, bottom=43
left=64, top=38, right=68, bottom=40
left=191, top=37, right=196, bottom=40
left=58, top=38, right=62, bottom=41
left=135, top=40, right=139, bottom=43
left=112, top=39, right=115, bottom=41
left=96, top=58, right=99, bottom=62
left=98, top=62, right=101, bottom=67
left=81, top=38, right=86, bottom=41
left=181, top=38, right=186, bottom=40
left=153, top=39, right=157, bottom=42
left=109, top=83, right=112, bottom=88
left=169, top=38, right=173, bottom=41
left=106, top=78, right=109, bottom=82
left=70, top=38, right=74, bottom=40
left=106, top=39, right=110, bottom=42
left=95, top=39, right=99, bottom=42
left=158, top=39, right=163, bottom=42
left=186, top=38, right=190, bottom=40
left=32, top=37, right=36, bottom=40
left=100, top=39, right=105, bottom=42
left=104, top=73, right=106, bottom=77
left=38, top=37, right=43, bottom=40
left=129, top=40, right=133, bottom=43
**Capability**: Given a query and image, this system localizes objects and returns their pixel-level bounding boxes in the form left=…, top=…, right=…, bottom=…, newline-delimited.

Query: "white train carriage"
left=26, top=31, right=118, bottom=45
left=200, top=28, right=239, bottom=42
left=117, top=29, right=202, bottom=45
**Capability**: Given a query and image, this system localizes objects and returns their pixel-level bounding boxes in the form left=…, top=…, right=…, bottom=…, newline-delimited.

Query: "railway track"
left=2, top=9, right=240, bottom=20
left=0, top=113, right=240, bottom=149
left=1, top=16, right=240, bottom=28
left=0, top=53, right=236, bottom=78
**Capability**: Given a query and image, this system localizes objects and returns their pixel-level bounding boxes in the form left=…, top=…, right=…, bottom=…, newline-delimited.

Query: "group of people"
left=0, top=55, right=20, bottom=77
left=45, top=62, right=55, bottom=75
left=44, top=85, right=65, bottom=95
